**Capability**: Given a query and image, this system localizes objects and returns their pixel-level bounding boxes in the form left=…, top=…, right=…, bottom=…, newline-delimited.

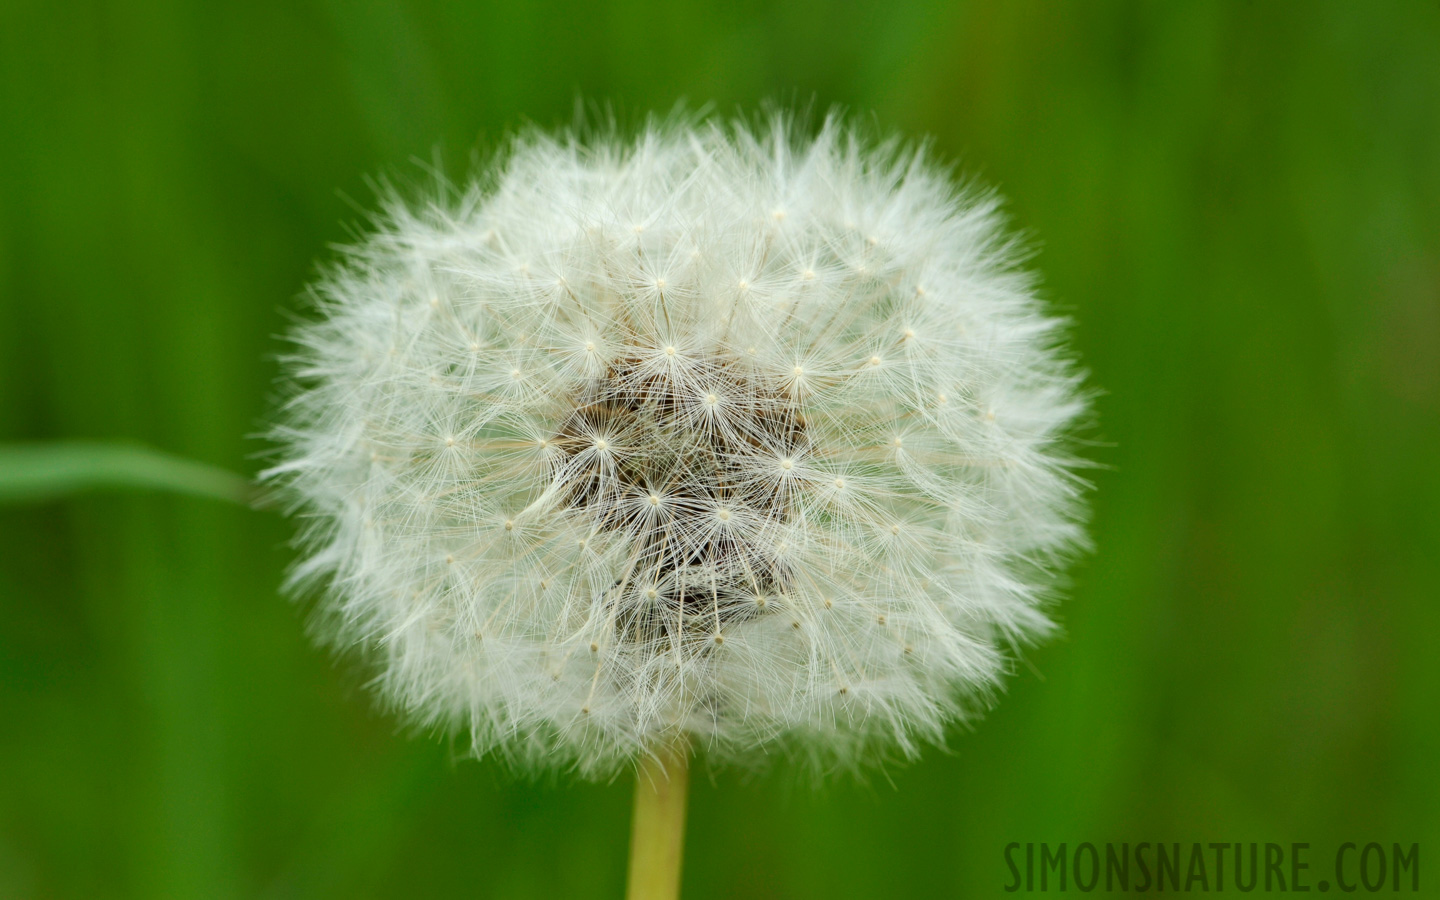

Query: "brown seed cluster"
left=551, top=354, right=806, bottom=640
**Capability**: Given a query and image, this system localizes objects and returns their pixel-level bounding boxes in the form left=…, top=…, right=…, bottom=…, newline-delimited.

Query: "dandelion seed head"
left=267, top=114, right=1089, bottom=777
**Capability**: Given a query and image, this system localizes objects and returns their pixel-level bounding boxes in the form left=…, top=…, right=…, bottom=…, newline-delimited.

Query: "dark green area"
left=2, top=2, right=1437, bottom=897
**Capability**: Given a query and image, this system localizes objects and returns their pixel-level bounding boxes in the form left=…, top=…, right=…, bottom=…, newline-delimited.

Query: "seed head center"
left=552, top=352, right=806, bottom=635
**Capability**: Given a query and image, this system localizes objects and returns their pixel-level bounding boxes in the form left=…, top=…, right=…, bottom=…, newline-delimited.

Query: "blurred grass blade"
left=0, top=441, right=251, bottom=505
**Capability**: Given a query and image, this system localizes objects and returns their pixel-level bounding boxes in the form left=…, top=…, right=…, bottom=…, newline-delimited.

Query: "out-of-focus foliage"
left=1, top=2, right=1436, bottom=897
left=0, top=443, right=249, bottom=505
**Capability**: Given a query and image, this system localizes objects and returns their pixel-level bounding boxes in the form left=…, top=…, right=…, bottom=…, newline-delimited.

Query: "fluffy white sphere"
left=268, top=116, right=1088, bottom=775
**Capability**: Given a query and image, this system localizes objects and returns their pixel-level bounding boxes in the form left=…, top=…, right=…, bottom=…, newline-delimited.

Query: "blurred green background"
left=2, top=1, right=1437, bottom=897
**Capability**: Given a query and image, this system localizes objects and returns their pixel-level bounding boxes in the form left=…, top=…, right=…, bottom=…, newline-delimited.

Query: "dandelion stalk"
left=626, top=739, right=689, bottom=900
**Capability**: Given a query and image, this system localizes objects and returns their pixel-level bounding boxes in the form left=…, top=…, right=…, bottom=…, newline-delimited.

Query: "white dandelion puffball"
left=270, top=116, right=1088, bottom=776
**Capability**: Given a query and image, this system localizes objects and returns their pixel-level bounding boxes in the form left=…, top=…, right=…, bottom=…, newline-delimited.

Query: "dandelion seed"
left=267, top=113, right=1088, bottom=784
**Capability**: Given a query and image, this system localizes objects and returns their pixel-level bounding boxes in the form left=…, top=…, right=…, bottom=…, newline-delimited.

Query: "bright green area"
left=2, top=2, right=1437, bottom=897
left=0, top=442, right=249, bottom=506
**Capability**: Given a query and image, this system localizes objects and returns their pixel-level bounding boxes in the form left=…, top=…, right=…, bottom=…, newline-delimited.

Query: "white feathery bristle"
left=267, top=114, right=1089, bottom=776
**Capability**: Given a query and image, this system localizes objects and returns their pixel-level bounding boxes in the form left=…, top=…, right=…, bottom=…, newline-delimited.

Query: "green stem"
left=625, top=739, right=690, bottom=900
